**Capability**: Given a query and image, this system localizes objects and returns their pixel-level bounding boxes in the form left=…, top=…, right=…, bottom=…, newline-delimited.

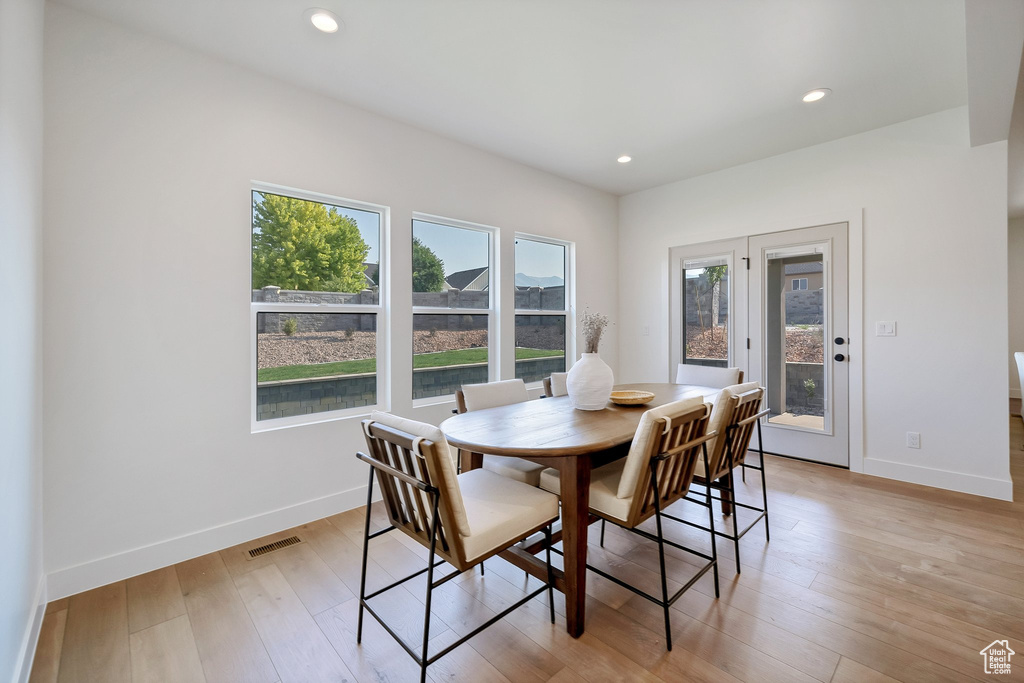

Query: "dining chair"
left=1015, top=352, right=1024, bottom=429
left=538, top=396, right=720, bottom=650
left=681, top=382, right=768, bottom=574
left=455, top=379, right=547, bottom=487
left=542, top=372, right=568, bottom=398
left=674, top=363, right=743, bottom=387
left=356, top=411, right=559, bottom=683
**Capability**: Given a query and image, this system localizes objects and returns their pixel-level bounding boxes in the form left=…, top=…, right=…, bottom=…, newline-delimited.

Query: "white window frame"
left=513, top=232, right=574, bottom=389
left=250, top=182, right=389, bottom=432
left=411, top=213, right=498, bottom=407
left=793, top=277, right=808, bottom=290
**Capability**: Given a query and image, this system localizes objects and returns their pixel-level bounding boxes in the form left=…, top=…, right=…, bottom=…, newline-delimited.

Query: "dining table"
left=439, top=381, right=721, bottom=637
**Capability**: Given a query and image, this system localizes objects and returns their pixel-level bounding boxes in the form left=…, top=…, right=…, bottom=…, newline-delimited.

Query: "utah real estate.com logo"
left=980, top=640, right=1015, bottom=675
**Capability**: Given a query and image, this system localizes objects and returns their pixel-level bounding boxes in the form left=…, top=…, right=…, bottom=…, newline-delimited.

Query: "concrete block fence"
left=257, top=356, right=566, bottom=420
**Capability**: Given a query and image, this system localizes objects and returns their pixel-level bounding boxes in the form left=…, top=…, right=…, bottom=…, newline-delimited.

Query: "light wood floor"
left=31, top=418, right=1024, bottom=683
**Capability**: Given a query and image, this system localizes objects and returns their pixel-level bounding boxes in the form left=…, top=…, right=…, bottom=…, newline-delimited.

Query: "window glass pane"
left=256, top=312, right=376, bottom=421
left=412, top=220, right=489, bottom=309
left=515, top=315, right=566, bottom=383
left=515, top=238, right=566, bottom=310
left=413, top=313, right=488, bottom=398
left=767, top=255, right=825, bottom=430
left=252, top=191, right=380, bottom=304
left=682, top=261, right=729, bottom=367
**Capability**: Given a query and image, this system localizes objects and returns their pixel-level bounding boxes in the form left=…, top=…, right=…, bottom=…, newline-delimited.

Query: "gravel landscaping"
left=685, top=324, right=824, bottom=363
left=259, top=329, right=495, bottom=369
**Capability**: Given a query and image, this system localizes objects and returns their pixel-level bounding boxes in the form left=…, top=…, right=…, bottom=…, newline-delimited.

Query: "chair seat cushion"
left=538, top=461, right=632, bottom=524
left=481, top=455, right=546, bottom=487
left=675, top=364, right=741, bottom=388
left=458, top=469, right=559, bottom=563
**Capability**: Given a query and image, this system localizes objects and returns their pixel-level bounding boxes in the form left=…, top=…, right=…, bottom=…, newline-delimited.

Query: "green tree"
left=412, top=236, right=445, bottom=292
left=252, top=193, right=369, bottom=292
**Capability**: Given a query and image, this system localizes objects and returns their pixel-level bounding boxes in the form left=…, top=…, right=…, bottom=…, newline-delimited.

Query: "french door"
left=670, top=223, right=850, bottom=467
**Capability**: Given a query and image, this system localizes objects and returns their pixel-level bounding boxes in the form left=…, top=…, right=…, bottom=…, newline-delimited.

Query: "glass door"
left=669, top=239, right=746, bottom=380
left=749, top=224, right=849, bottom=466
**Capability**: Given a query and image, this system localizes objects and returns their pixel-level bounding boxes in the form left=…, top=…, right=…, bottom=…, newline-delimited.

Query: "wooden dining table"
left=439, top=381, right=720, bottom=637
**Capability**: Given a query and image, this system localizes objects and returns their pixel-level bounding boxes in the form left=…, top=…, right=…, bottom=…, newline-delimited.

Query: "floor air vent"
left=248, top=536, right=301, bottom=559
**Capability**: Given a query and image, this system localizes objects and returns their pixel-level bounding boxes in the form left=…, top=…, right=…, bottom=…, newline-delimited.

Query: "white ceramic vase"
left=566, top=353, right=614, bottom=410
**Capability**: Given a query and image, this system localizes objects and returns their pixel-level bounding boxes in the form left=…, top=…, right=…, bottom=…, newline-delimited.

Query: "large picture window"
left=251, top=186, right=385, bottom=428
left=515, top=236, right=569, bottom=384
left=412, top=217, right=493, bottom=400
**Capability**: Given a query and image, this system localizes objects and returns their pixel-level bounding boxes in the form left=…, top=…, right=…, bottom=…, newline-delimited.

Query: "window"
left=793, top=278, right=808, bottom=291
left=251, top=185, right=385, bottom=428
left=515, top=236, right=570, bottom=384
left=412, top=217, right=493, bottom=400
left=681, top=256, right=730, bottom=367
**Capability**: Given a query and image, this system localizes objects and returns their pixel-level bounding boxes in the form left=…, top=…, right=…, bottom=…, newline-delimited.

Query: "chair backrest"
left=1016, top=353, right=1024, bottom=427
left=360, top=411, right=471, bottom=569
left=615, top=397, right=713, bottom=527
left=675, top=364, right=743, bottom=388
left=543, top=372, right=568, bottom=398
left=455, top=378, right=528, bottom=414
left=705, top=383, right=765, bottom=480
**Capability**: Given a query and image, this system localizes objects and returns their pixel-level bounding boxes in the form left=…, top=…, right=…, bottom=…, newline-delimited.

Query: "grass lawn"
left=257, top=347, right=564, bottom=382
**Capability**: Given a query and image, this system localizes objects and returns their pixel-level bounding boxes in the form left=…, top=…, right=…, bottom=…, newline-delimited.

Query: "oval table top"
left=440, top=382, right=720, bottom=458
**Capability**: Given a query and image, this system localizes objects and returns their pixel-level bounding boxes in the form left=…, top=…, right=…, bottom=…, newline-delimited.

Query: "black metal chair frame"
left=585, top=444, right=720, bottom=651
left=355, top=451, right=557, bottom=683
left=680, top=411, right=770, bottom=574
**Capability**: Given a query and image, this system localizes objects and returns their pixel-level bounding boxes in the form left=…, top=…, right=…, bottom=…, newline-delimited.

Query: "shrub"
left=345, top=327, right=355, bottom=339
left=803, top=378, right=816, bottom=399
left=283, top=318, right=297, bottom=336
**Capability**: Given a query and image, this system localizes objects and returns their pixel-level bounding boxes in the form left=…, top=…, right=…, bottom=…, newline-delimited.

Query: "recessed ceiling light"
left=802, top=88, right=831, bottom=103
left=309, top=8, right=340, bottom=33
left=617, top=155, right=632, bottom=163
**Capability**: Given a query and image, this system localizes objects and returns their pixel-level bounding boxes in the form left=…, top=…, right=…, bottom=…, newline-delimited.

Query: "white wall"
left=1010, top=217, right=1024, bottom=398
left=619, top=108, right=1012, bottom=500
left=0, top=0, right=46, bottom=678
left=43, top=5, right=618, bottom=597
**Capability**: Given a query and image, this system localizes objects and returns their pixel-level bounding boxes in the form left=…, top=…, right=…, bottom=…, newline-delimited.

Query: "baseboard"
left=47, top=485, right=369, bottom=601
left=13, top=573, right=46, bottom=683
left=862, top=458, right=1014, bottom=501
left=1010, top=388, right=1021, bottom=400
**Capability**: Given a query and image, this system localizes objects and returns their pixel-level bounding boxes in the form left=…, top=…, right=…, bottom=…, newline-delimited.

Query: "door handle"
left=834, top=353, right=846, bottom=362
left=834, top=337, right=846, bottom=345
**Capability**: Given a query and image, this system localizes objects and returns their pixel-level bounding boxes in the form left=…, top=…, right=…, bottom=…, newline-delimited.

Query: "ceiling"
left=56, top=0, right=976, bottom=196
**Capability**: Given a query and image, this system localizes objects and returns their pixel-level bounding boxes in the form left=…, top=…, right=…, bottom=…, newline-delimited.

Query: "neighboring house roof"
left=363, top=262, right=379, bottom=287
left=785, top=262, right=823, bottom=275
left=445, top=266, right=488, bottom=291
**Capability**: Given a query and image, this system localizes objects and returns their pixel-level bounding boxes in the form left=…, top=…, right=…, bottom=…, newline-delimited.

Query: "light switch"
left=642, top=326, right=650, bottom=337
left=875, top=321, right=896, bottom=337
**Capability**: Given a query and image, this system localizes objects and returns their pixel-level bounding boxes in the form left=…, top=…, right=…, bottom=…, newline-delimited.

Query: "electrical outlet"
left=906, top=432, right=921, bottom=449
left=642, top=326, right=650, bottom=337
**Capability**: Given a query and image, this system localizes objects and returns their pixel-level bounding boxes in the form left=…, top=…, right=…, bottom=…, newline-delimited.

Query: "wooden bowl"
left=609, top=390, right=655, bottom=406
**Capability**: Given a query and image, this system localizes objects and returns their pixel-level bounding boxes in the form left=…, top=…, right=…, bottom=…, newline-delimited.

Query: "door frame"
left=668, top=237, right=748, bottom=383
left=668, top=208, right=864, bottom=473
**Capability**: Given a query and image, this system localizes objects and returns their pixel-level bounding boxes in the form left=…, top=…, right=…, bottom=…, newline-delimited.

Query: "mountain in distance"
left=515, top=273, right=564, bottom=288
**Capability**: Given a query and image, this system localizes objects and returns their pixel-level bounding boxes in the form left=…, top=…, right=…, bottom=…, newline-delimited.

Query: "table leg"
left=460, top=450, right=483, bottom=472
left=558, top=455, right=591, bottom=638
left=720, top=473, right=733, bottom=515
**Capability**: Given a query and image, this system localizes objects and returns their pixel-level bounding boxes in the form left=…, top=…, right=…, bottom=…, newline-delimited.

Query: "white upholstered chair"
left=455, top=379, right=547, bottom=487
left=675, top=363, right=743, bottom=388
left=538, top=396, right=720, bottom=650
left=542, top=372, right=568, bottom=397
left=356, top=411, right=559, bottom=683
left=1016, top=352, right=1024, bottom=428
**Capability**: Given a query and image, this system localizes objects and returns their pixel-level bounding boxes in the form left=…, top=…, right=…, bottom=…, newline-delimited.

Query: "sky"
left=413, top=219, right=488, bottom=275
